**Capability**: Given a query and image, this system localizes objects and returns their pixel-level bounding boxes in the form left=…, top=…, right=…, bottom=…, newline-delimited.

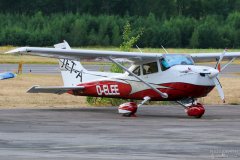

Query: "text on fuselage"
left=96, top=84, right=120, bottom=96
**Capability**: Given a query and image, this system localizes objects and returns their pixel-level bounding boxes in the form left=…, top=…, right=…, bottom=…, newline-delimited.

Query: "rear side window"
left=143, top=62, right=158, bottom=75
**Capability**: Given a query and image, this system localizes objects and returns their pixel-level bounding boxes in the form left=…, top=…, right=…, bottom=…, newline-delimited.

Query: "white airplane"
left=7, top=41, right=240, bottom=118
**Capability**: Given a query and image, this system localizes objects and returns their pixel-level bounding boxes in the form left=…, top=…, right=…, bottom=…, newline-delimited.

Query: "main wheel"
left=118, top=102, right=138, bottom=117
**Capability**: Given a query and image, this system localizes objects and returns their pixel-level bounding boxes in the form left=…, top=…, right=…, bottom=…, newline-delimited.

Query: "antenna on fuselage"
left=161, top=45, right=169, bottom=54
left=136, top=45, right=143, bottom=53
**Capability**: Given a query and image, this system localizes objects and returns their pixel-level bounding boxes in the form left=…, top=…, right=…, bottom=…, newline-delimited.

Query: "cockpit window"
left=160, top=54, right=194, bottom=71
left=132, top=66, right=141, bottom=76
left=143, top=62, right=158, bottom=75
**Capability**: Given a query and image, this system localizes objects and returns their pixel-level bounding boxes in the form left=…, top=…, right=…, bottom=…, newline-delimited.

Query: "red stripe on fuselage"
left=129, top=82, right=214, bottom=100
left=68, top=81, right=132, bottom=98
left=68, top=81, right=214, bottom=101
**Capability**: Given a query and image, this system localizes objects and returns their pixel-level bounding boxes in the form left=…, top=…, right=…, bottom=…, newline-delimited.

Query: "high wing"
left=6, top=42, right=240, bottom=62
left=191, top=52, right=240, bottom=62
left=6, top=46, right=163, bottom=62
left=27, top=85, right=84, bottom=94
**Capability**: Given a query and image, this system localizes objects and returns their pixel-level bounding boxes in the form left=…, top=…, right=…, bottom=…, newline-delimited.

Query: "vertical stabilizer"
left=58, top=59, right=87, bottom=86
left=54, top=41, right=87, bottom=86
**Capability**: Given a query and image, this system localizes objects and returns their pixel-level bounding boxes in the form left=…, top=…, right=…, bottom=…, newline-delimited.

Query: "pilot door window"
left=143, top=62, right=158, bottom=75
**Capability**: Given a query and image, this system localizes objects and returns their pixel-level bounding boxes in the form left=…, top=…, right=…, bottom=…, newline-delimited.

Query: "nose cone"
left=188, top=66, right=219, bottom=78
left=208, top=68, right=219, bottom=78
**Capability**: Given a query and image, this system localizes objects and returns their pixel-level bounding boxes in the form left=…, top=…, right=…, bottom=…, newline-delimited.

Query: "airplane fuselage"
left=68, top=64, right=216, bottom=101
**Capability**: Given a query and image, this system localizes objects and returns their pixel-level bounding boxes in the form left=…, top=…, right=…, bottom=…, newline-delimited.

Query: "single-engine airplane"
left=7, top=41, right=240, bottom=118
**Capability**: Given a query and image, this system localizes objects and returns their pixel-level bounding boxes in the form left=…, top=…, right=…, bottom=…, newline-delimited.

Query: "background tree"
left=86, top=21, right=143, bottom=106
left=0, top=0, right=239, bottom=48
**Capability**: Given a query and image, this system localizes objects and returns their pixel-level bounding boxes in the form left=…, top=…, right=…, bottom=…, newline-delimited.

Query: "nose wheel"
left=177, top=99, right=205, bottom=118
left=185, top=103, right=205, bottom=118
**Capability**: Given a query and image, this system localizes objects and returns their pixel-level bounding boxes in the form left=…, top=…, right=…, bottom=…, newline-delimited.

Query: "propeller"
left=210, top=49, right=227, bottom=103
left=212, top=77, right=225, bottom=103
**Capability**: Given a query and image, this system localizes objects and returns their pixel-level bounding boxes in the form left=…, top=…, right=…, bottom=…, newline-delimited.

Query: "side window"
left=132, top=66, right=141, bottom=76
left=160, top=59, right=169, bottom=71
left=143, top=62, right=158, bottom=75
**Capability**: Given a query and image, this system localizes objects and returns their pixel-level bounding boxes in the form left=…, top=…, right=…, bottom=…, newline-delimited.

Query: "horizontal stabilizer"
left=27, top=85, right=84, bottom=94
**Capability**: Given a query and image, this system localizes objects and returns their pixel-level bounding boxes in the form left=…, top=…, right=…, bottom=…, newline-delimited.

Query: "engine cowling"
left=185, top=103, right=205, bottom=118
left=118, top=102, right=138, bottom=117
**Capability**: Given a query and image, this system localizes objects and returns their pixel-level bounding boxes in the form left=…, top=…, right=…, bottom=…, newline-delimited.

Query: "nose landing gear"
left=185, top=103, right=205, bottom=118
left=177, top=99, right=205, bottom=118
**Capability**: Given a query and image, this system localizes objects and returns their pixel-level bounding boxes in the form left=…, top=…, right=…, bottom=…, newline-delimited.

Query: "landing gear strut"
left=177, top=99, right=205, bottom=118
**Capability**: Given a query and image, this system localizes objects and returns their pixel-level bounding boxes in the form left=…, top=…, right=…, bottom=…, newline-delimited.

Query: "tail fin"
left=55, top=41, right=87, bottom=86
left=58, top=59, right=86, bottom=86
left=55, top=41, right=115, bottom=86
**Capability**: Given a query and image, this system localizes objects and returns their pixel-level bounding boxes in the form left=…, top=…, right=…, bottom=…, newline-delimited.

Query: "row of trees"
left=1, top=0, right=240, bottom=19
left=1, top=12, right=240, bottom=48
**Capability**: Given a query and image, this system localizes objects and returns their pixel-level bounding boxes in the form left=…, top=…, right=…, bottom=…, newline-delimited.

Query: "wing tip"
left=5, top=47, right=28, bottom=54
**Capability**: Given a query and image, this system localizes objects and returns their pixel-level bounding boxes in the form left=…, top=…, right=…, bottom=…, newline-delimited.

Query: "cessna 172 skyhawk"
left=7, top=41, right=240, bottom=118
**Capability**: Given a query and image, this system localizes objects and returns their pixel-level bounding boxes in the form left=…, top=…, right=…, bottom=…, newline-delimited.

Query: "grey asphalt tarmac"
left=0, top=105, right=240, bottom=160
left=0, top=64, right=239, bottom=77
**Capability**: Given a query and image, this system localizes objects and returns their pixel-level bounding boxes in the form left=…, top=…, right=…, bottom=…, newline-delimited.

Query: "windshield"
left=160, top=54, right=194, bottom=70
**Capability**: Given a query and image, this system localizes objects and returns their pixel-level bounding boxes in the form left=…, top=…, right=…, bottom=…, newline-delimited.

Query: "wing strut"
left=220, top=58, right=236, bottom=72
left=108, top=57, right=168, bottom=99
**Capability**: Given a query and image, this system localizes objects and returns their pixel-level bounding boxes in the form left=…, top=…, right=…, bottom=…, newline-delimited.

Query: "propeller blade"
left=215, top=49, right=227, bottom=71
left=213, top=77, right=225, bottom=103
